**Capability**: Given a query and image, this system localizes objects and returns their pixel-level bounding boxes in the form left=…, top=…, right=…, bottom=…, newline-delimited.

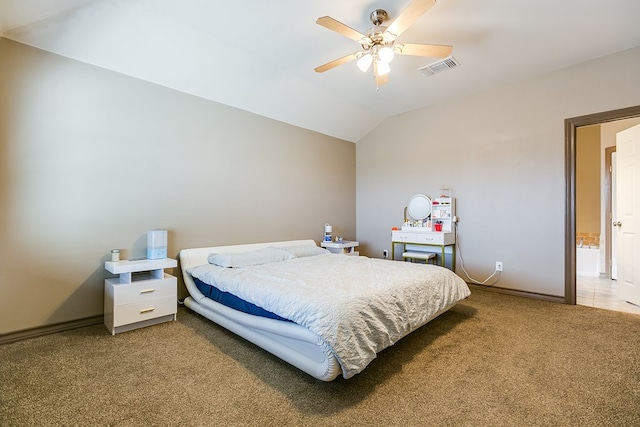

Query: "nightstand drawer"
left=113, top=296, right=176, bottom=327
left=107, top=276, right=176, bottom=305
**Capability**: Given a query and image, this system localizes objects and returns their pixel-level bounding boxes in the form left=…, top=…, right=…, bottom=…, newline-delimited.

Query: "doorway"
left=565, top=105, right=640, bottom=306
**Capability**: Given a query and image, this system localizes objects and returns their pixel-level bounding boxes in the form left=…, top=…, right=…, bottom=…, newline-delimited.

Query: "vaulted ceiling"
left=2, top=0, right=639, bottom=142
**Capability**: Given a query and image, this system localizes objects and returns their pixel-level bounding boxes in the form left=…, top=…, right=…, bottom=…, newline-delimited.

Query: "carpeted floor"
left=1, top=287, right=639, bottom=426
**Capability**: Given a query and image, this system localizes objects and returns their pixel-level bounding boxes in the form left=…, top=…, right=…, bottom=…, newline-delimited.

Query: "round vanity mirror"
left=407, top=194, right=431, bottom=220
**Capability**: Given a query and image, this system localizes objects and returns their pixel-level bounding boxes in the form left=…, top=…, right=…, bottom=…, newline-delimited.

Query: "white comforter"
left=188, top=254, right=470, bottom=378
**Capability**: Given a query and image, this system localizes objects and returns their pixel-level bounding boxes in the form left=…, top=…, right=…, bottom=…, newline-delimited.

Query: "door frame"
left=565, top=105, right=640, bottom=304
left=604, top=146, right=616, bottom=280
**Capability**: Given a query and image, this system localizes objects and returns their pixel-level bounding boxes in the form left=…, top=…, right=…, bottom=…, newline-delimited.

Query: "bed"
left=180, top=239, right=470, bottom=381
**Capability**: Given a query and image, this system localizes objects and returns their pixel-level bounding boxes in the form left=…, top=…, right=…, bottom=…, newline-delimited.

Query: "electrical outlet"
left=383, top=250, right=389, bottom=259
left=496, top=261, right=503, bottom=272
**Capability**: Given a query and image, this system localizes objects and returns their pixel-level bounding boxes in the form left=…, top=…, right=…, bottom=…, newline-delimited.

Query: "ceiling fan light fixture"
left=376, top=60, right=391, bottom=76
left=378, top=46, right=395, bottom=63
left=357, top=53, right=373, bottom=72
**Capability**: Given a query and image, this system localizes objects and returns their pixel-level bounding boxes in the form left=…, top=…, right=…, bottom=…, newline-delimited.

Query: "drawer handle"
left=140, top=308, right=155, bottom=314
left=140, top=289, right=155, bottom=294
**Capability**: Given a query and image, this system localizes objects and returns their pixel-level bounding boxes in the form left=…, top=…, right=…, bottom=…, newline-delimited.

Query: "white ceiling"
left=2, top=0, right=640, bottom=142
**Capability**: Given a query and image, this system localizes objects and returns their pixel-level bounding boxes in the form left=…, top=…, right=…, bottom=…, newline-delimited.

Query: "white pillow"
left=278, top=245, right=329, bottom=258
left=208, top=247, right=293, bottom=268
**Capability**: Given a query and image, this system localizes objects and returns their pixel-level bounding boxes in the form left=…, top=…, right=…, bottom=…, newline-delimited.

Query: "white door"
left=616, top=124, right=640, bottom=305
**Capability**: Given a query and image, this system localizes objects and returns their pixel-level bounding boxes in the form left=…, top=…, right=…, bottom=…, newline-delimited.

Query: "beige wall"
left=2, top=38, right=639, bottom=335
left=356, top=47, right=640, bottom=297
left=576, top=125, right=601, bottom=239
left=0, top=39, right=356, bottom=335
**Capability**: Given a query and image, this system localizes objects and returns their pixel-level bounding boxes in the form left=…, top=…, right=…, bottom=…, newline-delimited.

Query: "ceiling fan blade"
left=387, top=0, right=436, bottom=38
left=396, top=43, right=452, bottom=58
left=316, top=16, right=367, bottom=42
left=314, top=53, right=359, bottom=73
left=376, top=73, right=390, bottom=86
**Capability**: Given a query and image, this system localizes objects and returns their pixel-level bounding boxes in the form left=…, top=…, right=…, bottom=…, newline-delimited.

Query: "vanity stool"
left=402, top=251, right=436, bottom=264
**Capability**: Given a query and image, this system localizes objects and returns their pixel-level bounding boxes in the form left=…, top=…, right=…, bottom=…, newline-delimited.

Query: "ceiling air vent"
left=418, top=56, right=460, bottom=77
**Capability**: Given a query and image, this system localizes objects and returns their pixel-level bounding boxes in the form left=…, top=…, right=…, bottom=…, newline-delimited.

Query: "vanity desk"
left=391, top=230, right=456, bottom=270
left=392, top=193, right=457, bottom=270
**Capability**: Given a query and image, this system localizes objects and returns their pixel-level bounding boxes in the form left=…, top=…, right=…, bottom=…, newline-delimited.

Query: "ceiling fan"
left=314, top=0, right=452, bottom=88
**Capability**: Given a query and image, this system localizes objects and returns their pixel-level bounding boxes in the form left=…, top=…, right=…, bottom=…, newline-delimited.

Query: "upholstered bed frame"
left=180, top=240, right=343, bottom=381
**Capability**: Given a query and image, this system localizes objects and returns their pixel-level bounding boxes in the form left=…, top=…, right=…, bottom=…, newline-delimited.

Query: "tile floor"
left=577, top=275, right=640, bottom=316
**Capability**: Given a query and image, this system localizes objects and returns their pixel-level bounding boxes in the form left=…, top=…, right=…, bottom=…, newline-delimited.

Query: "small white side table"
left=321, top=241, right=359, bottom=256
left=104, top=258, right=177, bottom=335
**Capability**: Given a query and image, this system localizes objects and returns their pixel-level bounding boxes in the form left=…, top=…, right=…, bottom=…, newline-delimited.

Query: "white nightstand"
left=321, top=241, right=359, bottom=256
left=104, top=258, right=177, bottom=335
